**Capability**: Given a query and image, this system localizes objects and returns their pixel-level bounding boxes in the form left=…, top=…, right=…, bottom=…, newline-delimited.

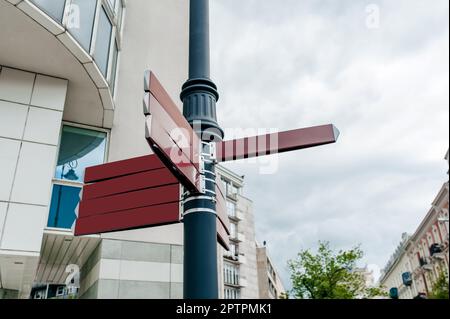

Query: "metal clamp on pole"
left=201, top=141, right=217, bottom=163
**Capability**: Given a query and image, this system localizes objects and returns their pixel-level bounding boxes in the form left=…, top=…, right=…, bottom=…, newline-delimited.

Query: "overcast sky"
left=210, top=0, right=449, bottom=288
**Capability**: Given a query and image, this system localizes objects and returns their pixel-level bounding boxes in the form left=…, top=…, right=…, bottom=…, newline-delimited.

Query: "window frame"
left=62, top=0, right=99, bottom=53
left=46, top=122, right=110, bottom=231
left=31, top=0, right=68, bottom=23
left=91, top=4, right=113, bottom=77
left=226, top=200, right=236, bottom=218
left=29, top=0, right=124, bottom=94
left=224, top=261, right=240, bottom=287
left=56, top=286, right=66, bottom=297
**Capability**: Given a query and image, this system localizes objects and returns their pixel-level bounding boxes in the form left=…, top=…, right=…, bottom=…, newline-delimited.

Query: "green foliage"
left=279, top=292, right=290, bottom=299
left=365, top=286, right=388, bottom=299
left=288, top=241, right=385, bottom=299
left=429, top=271, right=449, bottom=299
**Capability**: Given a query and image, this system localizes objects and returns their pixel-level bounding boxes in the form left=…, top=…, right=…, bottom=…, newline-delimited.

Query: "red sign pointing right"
left=216, top=124, right=339, bottom=162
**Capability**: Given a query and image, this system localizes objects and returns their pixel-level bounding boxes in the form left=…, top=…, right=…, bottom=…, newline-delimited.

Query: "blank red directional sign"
left=75, top=154, right=182, bottom=236
left=75, top=154, right=231, bottom=250
left=145, top=108, right=200, bottom=193
left=144, top=71, right=202, bottom=193
left=216, top=124, right=340, bottom=162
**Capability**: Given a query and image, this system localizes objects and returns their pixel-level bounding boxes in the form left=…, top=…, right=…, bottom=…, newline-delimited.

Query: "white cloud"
left=211, top=0, right=449, bottom=290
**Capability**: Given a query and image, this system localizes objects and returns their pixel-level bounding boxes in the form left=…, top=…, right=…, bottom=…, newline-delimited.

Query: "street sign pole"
left=75, top=0, right=340, bottom=300
left=180, top=0, right=224, bottom=299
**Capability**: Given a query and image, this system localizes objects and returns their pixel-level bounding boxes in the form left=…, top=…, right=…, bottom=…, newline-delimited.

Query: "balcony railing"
left=418, top=257, right=433, bottom=271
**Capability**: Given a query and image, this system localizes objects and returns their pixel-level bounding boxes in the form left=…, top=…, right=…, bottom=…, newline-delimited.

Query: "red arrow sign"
left=144, top=71, right=202, bottom=193
left=74, top=154, right=230, bottom=250
left=75, top=202, right=181, bottom=236
left=84, top=153, right=165, bottom=183
left=75, top=156, right=182, bottom=236
left=145, top=113, right=200, bottom=193
left=75, top=71, right=339, bottom=251
left=216, top=124, right=339, bottom=162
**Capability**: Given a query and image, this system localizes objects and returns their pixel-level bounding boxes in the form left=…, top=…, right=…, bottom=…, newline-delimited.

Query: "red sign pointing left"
left=75, top=155, right=182, bottom=236
left=74, top=154, right=231, bottom=250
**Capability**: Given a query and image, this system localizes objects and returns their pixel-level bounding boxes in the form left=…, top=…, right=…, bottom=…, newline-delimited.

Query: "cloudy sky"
left=209, top=0, right=449, bottom=288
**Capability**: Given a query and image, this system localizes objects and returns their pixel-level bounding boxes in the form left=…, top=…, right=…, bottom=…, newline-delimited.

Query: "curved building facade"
left=0, top=0, right=189, bottom=299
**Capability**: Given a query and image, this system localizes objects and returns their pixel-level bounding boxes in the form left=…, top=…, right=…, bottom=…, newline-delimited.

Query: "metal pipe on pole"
left=180, top=0, right=224, bottom=299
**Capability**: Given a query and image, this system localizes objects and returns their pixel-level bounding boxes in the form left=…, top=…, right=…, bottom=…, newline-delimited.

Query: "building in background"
left=380, top=150, right=449, bottom=299
left=218, top=165, right=257, bottom=299
left=354, top=266, right=375, bottom=289
left=0, top=0, right=283, bottom=299
left=256, top=244, right=286, bottom=299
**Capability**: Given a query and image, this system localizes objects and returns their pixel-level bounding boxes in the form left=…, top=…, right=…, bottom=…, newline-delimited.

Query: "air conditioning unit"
left=402, top=272, right=413, bottom=287
left=389, top=287, right=399, bottom=299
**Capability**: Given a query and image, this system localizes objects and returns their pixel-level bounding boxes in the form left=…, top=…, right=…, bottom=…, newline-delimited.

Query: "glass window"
left=49, top=125, right=107, bottom=230
left=227, top=201, right=236, bottom=217
left=67, top=0, right=97, bottom=52
left=31, top=0, right=67, bottom=23
left=224, top=287, right=240, bottom=299
left=47, top=185, right=81, bottom=229
left=226, top=182, right=232, bottom=195
left=221, top=179, right=228, bottom=193
left=230, top=223, right=237, bottom=239
left=230, top=244, right=236, bottom=257
left=56, top=286, right=66, bottom=297
left=224, top=262, right=239, bottom=286
left=109, top=40, right=119, bottom=94
left=55, top=126, right=107, bottom=183
left=94, top=7, right=113, bottom=77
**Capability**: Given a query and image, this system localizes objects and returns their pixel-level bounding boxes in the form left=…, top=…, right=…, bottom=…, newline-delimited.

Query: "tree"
left=288, top=241, right=386, bottom=299
left=279, top=292, right=290, bottom=299
left=429, top=271, right=449, bottom=299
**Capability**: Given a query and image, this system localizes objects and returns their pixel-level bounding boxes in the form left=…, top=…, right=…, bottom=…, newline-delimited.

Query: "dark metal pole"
left=181, top=0, right=224, bottom=299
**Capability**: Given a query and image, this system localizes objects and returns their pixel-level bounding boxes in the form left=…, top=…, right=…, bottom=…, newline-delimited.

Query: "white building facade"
left=0, top=0, right=283, bottom=299
left=380, top=151, right=449, bottom=299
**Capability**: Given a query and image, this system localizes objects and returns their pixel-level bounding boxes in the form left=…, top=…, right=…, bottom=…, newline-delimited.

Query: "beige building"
left=217, top=165, right=285, bottom=299
left=380, top=150, right=449, bottom=298
left=0, top=0, right=283, bottom=299
left=218, top=165, right=257, bottom=299
left=256, top=245, right=286, bottom=299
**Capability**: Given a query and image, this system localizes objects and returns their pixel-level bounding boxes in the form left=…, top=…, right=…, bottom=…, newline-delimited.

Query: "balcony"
left=237, top=233, right=245, bottom=242
left=239, top=276, right=248, bottom=287
left=224, top=277, right=247, bottom=288
left=226, top=192, right=238, bottom=201
left=229, top=211, right=243, bottom=222
left=419, top=257, right=433, bottom=271
left=224, top=250, right=239, bottom=261
left=223, top=251, right=247, bottom=265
